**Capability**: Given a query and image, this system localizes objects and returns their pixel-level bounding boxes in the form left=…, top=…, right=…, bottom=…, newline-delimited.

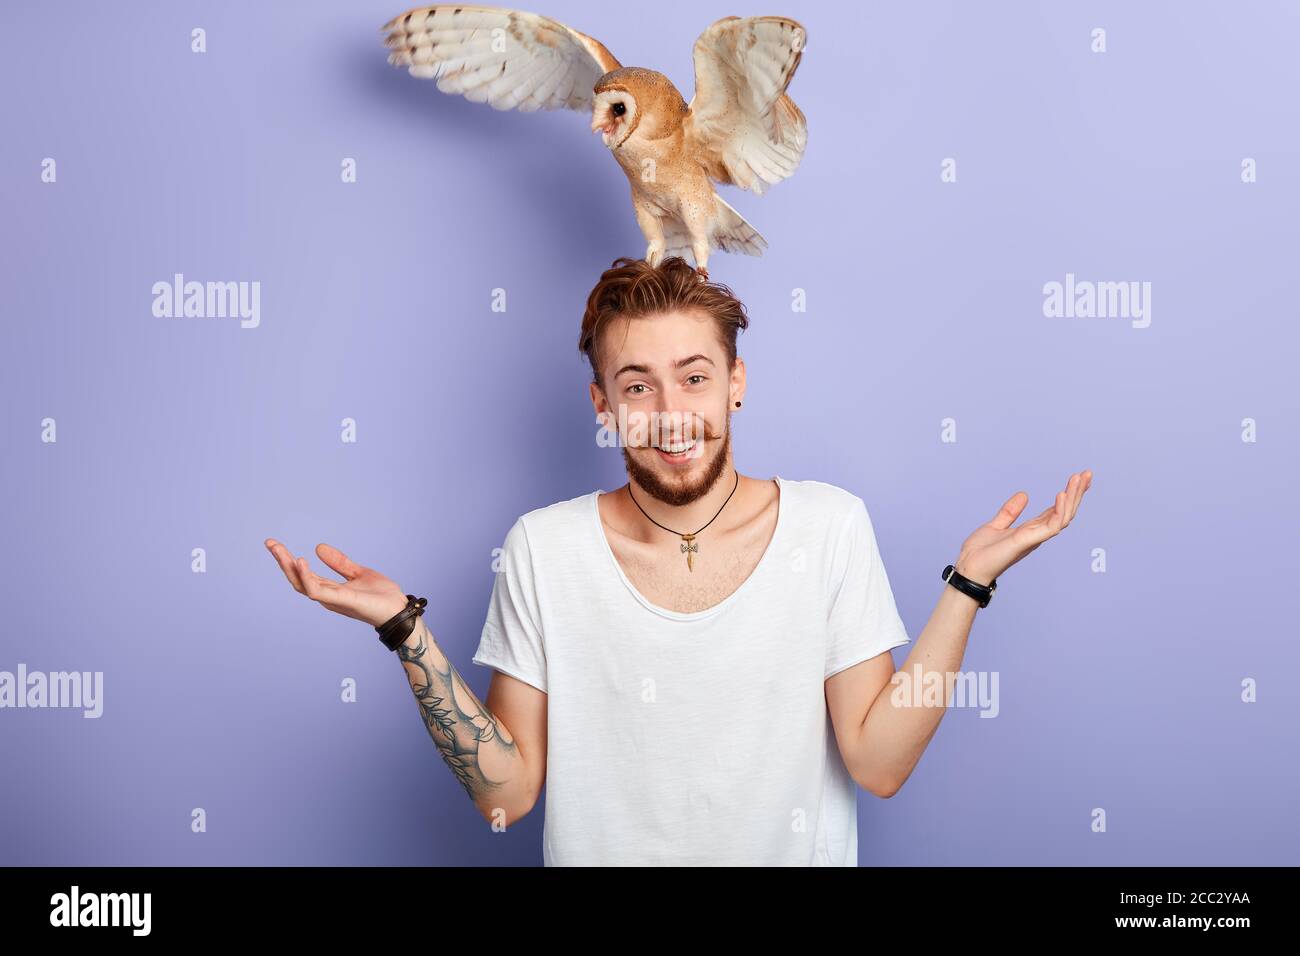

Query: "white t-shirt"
left=471, top=475, right=911, bottom=866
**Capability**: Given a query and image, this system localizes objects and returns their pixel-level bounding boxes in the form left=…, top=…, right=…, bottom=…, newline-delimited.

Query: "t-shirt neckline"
left=589, top=475, right=785, bottom=622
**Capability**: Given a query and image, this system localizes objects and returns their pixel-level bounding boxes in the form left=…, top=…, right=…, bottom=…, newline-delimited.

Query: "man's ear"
left=730, top=356, right=747, bottom=405
left=590, top=380, right=613, bottom=427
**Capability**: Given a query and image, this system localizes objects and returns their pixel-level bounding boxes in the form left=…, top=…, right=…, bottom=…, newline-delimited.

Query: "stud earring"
left=734, top=401, right=742, bottom=407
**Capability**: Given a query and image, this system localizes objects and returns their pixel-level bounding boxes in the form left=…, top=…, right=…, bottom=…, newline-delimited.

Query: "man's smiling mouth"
left=653, top=438, right=700, bottom=462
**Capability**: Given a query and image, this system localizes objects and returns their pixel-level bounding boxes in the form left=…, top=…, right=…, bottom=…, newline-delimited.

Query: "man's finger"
left=297, top=556, right=343, bottom=602
left=1020, top=498, right=1061, bottom=533
left=316, top=543, right=364, bottom=581
left=1068, top=470, right=1092, bottom=523
left=1020, top=501, right=1055, bottom=526
left=989, top=491, right=1028, bottom=530
left=297, top=557, right=321, bottom=600
left=265, top=539, right=306, bottom=594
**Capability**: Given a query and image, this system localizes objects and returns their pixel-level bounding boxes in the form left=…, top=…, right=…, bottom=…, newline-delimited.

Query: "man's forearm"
left=395, top=617, right=534, bottom=824
left=852, top=584, right=981, bottom=795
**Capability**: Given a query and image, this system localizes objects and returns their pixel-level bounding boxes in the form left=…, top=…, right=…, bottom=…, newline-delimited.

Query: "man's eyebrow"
left=613, top=354, right=715, bottom=379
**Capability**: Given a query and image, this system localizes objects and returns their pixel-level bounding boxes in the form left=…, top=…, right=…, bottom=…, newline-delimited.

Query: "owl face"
left=591, top=88, right=639, bottom=149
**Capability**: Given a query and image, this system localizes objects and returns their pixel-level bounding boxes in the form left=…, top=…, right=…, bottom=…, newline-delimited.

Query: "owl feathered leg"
left=679, top=210, right=713, bottom=278
left=632, top=196, right=668, bottom=267
left=691, top=239, right=710, bottom=280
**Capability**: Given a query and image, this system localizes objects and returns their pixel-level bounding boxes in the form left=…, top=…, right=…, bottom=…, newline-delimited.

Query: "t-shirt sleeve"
left=471, top=516, right=548, bottom=693
left=824, top=495, right=911, bottom=680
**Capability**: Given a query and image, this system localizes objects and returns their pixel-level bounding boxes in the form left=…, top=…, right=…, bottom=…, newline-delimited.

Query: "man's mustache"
left=641, top=422, right=721, bottom=447
left=598, top=409, right=727, bottom=447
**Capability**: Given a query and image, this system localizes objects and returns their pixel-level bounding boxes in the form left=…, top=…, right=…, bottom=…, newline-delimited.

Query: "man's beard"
left=621, top=410, right=733, bottom=507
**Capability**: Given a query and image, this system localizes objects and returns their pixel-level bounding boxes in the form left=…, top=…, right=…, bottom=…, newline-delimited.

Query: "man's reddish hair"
left=578, top=256, right=750, bottom=393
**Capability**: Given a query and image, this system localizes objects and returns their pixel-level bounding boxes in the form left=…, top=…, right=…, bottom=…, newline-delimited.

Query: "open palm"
left=265, top=539, right=409, bottom=629
left=954, top=470, right=1093, bottom=585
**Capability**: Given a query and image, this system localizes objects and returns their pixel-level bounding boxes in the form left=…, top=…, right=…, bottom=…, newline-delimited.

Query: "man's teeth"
left=660, top=441, right=696, bottom=454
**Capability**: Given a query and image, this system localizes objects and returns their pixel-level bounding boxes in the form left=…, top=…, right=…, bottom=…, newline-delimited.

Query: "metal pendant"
left=680, top=533, right=698, bottom=572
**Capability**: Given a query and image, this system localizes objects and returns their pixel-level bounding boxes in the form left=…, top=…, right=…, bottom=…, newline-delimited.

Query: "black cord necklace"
left=626, top=468, right=740, bottom=572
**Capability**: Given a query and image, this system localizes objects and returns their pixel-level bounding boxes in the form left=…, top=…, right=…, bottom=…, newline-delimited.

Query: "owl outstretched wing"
left=683, top=16, right=808, bottom=195
left=382, top=4, right=621, bottom=112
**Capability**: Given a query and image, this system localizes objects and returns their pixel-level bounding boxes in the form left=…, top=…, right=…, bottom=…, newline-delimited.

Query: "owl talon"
left=695, top=266, right=709, bottom=281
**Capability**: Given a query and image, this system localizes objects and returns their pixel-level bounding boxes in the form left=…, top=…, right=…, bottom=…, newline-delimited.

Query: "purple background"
left=2, top=0, right=1297, bottom=865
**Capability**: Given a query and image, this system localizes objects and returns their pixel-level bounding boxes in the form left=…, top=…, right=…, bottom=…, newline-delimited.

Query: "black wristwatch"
left=942, top=564, right=997, bottom=608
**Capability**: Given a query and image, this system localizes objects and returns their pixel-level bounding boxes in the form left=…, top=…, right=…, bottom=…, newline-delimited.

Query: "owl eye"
left=612, top=102, right=626, bottom=117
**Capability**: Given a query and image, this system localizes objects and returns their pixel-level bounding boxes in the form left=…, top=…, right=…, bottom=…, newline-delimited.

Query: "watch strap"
left=942, top=564, right=997, bottom=608
left=376, top=594, right=427, bottom=651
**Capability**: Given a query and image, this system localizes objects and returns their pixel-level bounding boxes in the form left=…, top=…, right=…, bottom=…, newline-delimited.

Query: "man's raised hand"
left=952, top=469, right=1094, bottom=586
left=264, top=539, right=410, bottom=628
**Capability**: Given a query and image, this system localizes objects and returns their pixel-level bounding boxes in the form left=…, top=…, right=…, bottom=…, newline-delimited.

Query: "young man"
left=266, top=256, right=1092, bottom=866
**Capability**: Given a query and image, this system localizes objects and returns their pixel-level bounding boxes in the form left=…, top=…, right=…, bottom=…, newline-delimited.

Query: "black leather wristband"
left=376, top=594, right=427, bottom=651
left=942, top=565, right=997, bottom=608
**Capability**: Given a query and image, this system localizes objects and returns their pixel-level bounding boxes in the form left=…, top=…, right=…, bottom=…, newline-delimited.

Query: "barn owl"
left=381, top=5, right=807, bottom=277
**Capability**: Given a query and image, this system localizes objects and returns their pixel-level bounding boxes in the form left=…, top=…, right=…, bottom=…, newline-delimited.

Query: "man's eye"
left=627, top=383, right=647, bottom=394
left=687, top=375, right=706, bottom=385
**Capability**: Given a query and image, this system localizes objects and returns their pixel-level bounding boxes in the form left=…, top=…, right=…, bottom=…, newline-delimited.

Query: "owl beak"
left=591, top=117, right=617, bottom=148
